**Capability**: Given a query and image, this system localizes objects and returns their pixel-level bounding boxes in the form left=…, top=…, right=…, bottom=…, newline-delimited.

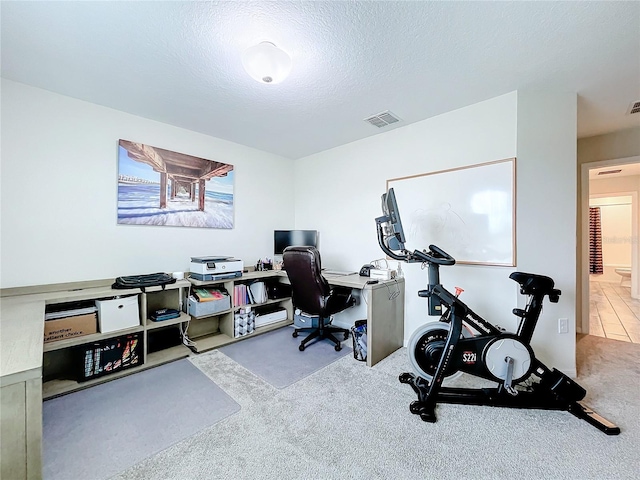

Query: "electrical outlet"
left=558, top=318, right=569, bottom=334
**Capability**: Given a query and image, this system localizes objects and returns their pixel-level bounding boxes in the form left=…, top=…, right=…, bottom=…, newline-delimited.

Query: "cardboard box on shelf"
left=44, top=313, right=98, bottom=343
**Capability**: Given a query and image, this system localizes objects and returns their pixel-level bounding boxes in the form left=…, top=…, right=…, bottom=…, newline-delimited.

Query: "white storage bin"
left=95, top=295, right=140, bottom=333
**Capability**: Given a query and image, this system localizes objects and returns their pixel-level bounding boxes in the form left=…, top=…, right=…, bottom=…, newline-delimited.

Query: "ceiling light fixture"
left=242, top=42, right=292, bottom=84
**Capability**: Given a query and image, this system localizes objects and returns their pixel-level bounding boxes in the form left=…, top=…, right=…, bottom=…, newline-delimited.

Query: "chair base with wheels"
left=292, top=315, right=350, bottom=351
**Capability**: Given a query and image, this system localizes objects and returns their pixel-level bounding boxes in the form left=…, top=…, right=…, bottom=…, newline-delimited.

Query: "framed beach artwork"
left=117, top=140, right=235, bottom=229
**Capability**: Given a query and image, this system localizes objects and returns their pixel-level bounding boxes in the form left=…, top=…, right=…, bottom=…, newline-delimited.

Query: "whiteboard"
left=387, top=158, right=515, bottom=266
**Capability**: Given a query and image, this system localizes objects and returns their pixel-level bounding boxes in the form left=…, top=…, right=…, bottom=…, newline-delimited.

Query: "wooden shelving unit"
left=184, top=270, right=293, bottom=353
left=41, top=280, right=191, bottom=398
left=40, top=271, right=293, bottom=397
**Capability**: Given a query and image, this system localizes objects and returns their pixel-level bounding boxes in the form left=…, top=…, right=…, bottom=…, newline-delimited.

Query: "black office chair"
left=283, top=246, right=354, bottom=351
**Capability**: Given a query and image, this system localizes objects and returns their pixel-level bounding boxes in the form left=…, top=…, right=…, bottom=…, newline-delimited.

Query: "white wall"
left=0, top=80, right=295, bottom=288
left=589, top=196, right=632, bottom=283
left=295, top=92, right=521, bottom=353
left=515, top=91, right=577, bottom=374
left=600, top=203, right=632, bottom=267
left=590, top=176, right=640, bottom=203
left=295, top=91, right=578, bottom=373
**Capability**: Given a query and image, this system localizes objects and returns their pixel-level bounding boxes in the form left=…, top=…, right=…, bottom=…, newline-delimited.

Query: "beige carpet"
left=110, top=334, right=639, bottom=480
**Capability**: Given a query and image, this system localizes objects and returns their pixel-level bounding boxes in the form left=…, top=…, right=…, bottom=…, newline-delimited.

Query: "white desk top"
left=276, top=269, right=401, bottom=290
left=322, top=273, right=370, bottom=288
left=323, top=273, right=403, bottom=290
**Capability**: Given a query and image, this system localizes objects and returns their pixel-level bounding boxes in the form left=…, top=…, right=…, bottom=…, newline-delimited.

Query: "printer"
left=189, top=256, right=243, bottom=281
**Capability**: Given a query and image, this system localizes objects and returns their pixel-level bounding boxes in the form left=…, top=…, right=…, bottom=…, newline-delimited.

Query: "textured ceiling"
left=1, top=1, right=639, bottom=159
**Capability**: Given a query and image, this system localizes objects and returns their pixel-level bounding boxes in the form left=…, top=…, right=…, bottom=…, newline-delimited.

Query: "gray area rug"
left=43, top=359, right=240, bottom=480
left=113, top=334, right=639, bottom=480
left=218, top=326, right=352, bottom=388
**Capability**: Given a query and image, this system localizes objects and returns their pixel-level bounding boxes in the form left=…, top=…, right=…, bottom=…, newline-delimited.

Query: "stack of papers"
left=193, top=288, right=226, bottom=303
left=322, top=270, right=357, bottom=276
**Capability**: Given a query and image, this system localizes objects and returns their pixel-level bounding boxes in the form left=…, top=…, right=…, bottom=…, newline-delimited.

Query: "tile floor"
left=589, top=280, right=640, bottom=343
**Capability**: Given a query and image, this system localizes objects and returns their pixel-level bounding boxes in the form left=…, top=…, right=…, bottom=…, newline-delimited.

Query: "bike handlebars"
left=375, top=216, right=456, bottom=266
left=414, top=245, right=456, bottom=266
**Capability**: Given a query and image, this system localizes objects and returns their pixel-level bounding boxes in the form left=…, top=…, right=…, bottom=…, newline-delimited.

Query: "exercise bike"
left=375, top=188, right=620, bottom=435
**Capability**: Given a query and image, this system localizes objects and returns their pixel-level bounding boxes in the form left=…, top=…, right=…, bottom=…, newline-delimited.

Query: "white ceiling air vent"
left=364, top=111, right=401, bottom=128
left=627, top=101, right=640, bottom=115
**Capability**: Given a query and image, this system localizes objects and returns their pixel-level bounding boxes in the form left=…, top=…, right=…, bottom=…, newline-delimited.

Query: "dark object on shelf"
left=147, top=326, right=183, bottom=354
left=256, top=259, right=273, bottom=271
left=112, top=273, right=176, bottom=292
left=359, top=264, right=374, bottom=277
left=267, top=282, right=292, bottom=300
left=45, top=299, right=97, bottom=319
left=76, top=333, right=143, bottom=381
left=150, top=308, right=181, bottom=322
left=351, top=320, right=367, bottom=361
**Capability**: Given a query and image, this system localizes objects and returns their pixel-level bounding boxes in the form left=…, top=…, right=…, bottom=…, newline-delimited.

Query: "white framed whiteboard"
left=387, top=158, right=516, bottom=266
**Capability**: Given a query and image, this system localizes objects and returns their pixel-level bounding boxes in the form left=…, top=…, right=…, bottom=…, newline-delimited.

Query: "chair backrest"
left=283, top=246, right=331, bottom=316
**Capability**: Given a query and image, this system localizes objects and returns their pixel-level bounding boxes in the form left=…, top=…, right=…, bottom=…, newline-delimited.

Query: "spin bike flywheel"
left=482, top=335, right=534, bottom=384
left=407, top=322, right=465, bottom=382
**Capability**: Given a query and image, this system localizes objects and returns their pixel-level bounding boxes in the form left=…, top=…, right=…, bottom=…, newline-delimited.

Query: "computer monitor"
left=380, top=188, right=406, bottom=251
left=274, top=230, right=319, bottom=255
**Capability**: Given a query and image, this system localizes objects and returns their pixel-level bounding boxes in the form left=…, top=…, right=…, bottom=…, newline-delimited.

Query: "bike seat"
left=509, top=272, right=559, bottom=297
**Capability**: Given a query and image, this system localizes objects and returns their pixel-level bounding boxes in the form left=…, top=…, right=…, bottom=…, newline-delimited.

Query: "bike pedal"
left=399, top=372, right=414, bottom=384
left=419, top=411, right=437, bottom=423
left=409, top=401, right=423, bottom=414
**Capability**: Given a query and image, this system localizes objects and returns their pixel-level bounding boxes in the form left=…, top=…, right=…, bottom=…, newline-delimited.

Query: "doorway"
left=581, top=158, right=640, bottom=344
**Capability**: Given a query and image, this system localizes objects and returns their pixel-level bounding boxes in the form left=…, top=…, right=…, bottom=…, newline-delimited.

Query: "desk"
left=1, top=297, right=45, bottom=480
left=0, top=273, right=404, bottom=478
left=319, top=273, right=405, bottom=367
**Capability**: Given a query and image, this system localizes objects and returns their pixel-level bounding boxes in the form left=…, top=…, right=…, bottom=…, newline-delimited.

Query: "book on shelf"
left=233, top=284, right=249, bottom=306
left=249, top=281, right=267, bottom=304
left=193, top=287, right=226, bottom=303
left=232, top=282, right=267, bottom=307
